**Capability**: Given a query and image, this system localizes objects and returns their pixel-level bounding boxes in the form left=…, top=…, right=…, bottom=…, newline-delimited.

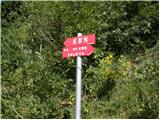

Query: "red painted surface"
left=64, top=34, right=95, bottom=47
left=62, top=45, right=95, bottom=58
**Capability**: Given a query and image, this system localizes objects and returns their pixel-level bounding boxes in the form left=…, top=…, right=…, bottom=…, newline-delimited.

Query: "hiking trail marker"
left=62, top=33, right=96, bottom=119
left=64, top=34, right=95, bottom=47
left=62, top=45, right=95, bottom=58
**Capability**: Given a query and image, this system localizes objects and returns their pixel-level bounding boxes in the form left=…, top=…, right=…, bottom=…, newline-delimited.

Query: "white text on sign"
left=63, top=46, right=87, bottom=52
left=64, top=34, right=95, bottom=47
left=67, top=52, right=85, bottom=57
left=73, top=37, right=88, bottom=45
left=62, top=45, right=95, bottom=58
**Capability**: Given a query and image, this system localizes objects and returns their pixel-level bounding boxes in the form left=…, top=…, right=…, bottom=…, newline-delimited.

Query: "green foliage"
left=98, top=54, right=132, bottom=78
left=83, top=43, right=159, bottom=119
left=99, top=1, right=158, bottom=55
left=1, top=1, right=159, bottom=119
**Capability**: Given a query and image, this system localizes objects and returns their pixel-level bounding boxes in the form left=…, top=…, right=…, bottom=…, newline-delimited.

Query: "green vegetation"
left=1, top=1, right=159, bottom=119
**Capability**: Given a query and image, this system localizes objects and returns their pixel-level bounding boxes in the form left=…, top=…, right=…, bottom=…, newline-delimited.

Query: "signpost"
left=76, top=33, right=82, bottom=119
left=62, top=33, right=95, bottom=119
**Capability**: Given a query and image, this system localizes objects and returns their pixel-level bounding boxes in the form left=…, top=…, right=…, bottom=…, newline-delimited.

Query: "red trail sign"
left=64, top=34, right=95, bottom=47
left=62, top=45, right=95, bottom=58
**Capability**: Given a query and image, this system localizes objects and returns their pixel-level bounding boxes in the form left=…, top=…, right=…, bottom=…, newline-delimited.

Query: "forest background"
left=1, top=1, right=159, bottom=119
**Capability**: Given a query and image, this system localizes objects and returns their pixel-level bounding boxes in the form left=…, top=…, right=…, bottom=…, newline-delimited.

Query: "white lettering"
left=84, top=37, right=88, bottom=43
left=64, top=48, right=68, bottom=52
left=78, top=47, right=81, bottom=50
left=67, top=51, right=85, bottom=57
left=73, top=47, right=77, bottom=51
left=78, top=38, right=82, bottom=44
left=81, top=46, right=87, bottom=50
left=73, top=38, right=77, bottom=45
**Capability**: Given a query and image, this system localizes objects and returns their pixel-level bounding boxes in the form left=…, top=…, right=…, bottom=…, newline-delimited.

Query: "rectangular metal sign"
left=62, top=45, right=95, bottom=58
left=64, top=34, right=95, bottom=47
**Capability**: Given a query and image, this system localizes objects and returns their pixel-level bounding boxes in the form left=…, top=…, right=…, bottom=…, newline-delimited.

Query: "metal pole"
left=76, top=33, right=82, bottom=119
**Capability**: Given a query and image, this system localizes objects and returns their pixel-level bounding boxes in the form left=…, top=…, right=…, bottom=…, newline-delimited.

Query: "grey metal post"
left=76, top=33, right=82, bottom=119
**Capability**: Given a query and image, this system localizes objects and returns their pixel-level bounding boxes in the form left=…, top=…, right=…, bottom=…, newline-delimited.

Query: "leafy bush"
left=83, top=44, right=158, bottom=119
